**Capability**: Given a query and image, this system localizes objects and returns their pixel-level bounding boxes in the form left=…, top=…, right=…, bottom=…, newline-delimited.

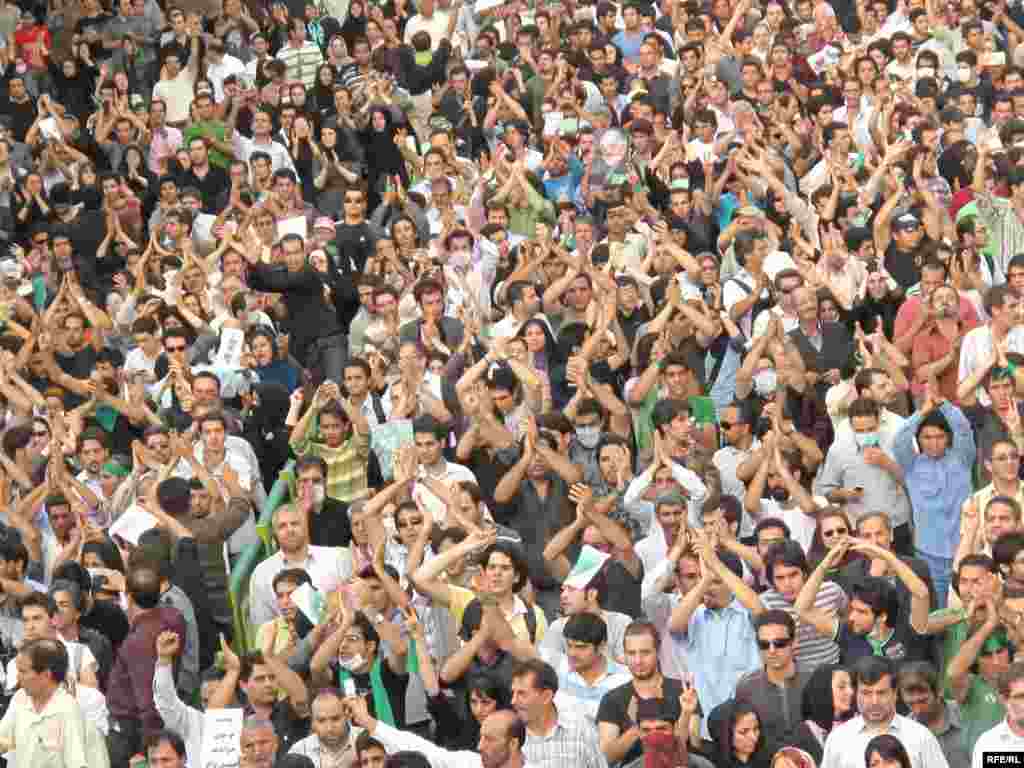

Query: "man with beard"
left=289, top=689, right=363, bottom=765
left=310, top=611, right=409, bottom=728
left=971, top=661, right=1024, bottom=765
left=597, top=621, right=686, bottom=767
left=492, top=280, right=545, bottom=339
left=895, top=260, right=980, bottom=356
left=820, top=658, right=949, bottom=768
left=897, top=662, right=971, bottom=768
left=744, top=443, right=820, bottom=555
left=248, top=503, right=353, bottom=626
left=911, top=284, right=977, bottom=403
left=349, top=694, right=531, bottom=768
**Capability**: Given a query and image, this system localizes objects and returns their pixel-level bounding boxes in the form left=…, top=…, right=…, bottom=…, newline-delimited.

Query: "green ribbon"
left=339, top=654, right=396, bottom=727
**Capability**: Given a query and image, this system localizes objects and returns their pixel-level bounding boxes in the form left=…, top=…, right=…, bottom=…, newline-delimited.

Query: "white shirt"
left=0, top=687, right=93, bottom=768
left=249, top=545, right=353, bottom=626
left=973, top=718, right=1024, bottom=768
left=205, top=54, right=246, bottom=101
left=821, top=714, right=950, bottom=768
left=152, top=662, right=202, bottom=768
left=753, top=499, right=817, bottom=554
left=958, top=325, right=1024, bottom=406
left=403, top=10, right=451, bottom=51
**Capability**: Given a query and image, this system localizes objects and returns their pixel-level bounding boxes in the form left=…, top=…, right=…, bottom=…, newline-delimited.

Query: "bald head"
left=478, top=711, right=526, bottom=768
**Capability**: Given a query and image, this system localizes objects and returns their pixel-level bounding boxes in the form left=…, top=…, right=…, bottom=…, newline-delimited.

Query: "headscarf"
left=364, top=105, right=409, bottom=197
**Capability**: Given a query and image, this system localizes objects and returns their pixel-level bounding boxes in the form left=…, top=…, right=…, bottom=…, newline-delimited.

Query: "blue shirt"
left=612, top=30, right=645, bottom=63
left=893, top=402, right=975, bottom=559
left=685, top=599, right=760, bottom=736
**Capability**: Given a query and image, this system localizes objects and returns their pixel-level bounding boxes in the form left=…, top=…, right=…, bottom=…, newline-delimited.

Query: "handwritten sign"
left=200, top=708, right=244, bottom=768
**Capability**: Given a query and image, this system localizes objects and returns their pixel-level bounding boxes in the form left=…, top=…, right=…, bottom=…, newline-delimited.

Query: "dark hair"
left=412, top=414, right=447, bottom=441
left=855, top=655, right=896, bottom=688
left=272, top=567, right=312, bottom=594
left=802, top=664, right=856, bottom=733
left=20, top=591, right=56, bottom=618
left=466, top=672, right=513, bottom=710
left=851, top=576, right=900, bottom=626
left=753, top=608, right=796, bottom=640
left=714, top=701, right=764, bottom=763
left=563, top=612, right=608, bottom=647
left=146, top=729, right=187, bottom=758
left=766, top=540, right=809, bottom=582
left=863, top=734, right=912, bottom=768
left=754, top=517, right=792, bottom=540
left=19, top=639, right=69, bottom=684
left=481, top=542, right=529, bottom=591
left=127, top=563, right=162, bottom=609
left=510, top=659, right=558, bottom=693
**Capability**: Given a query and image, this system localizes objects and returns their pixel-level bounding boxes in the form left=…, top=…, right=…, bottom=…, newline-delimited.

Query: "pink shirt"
left=148, top=126, right=183, bottom=175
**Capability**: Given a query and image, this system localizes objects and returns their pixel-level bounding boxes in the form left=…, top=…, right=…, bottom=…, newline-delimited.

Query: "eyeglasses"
left=823, top=527, right=849, bottom=537
left=757, top=637, right=793, bottom=650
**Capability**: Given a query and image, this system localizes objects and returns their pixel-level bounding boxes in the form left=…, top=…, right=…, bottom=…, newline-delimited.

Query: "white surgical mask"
left=312, top=482, right=325, bottom=505
left=339, top=654, right=366, bottom=672
left=957, top=65, right=972, bottom=82
left=575, top=424, right=601, bottom=448
left=918, top=67, right=935, bottom=79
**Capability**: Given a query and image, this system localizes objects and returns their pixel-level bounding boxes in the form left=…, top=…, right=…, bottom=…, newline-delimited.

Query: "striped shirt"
left=292, top=428, right=371, bottom=503
left=761, top=582, right=848, bottom=673
left=276, top=42, right=324, bottom=88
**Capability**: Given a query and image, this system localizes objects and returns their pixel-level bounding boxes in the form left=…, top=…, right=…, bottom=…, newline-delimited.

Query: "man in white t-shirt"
left=6, top=593, right=98, bottom=691
left=152, top=31, right=200, bottom=125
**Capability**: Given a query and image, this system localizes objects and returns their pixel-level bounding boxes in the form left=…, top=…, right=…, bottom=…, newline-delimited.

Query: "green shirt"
left=183, top=121, right=230, bottom=169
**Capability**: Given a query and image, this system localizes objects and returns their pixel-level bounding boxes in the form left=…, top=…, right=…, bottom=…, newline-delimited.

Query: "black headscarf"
left=363, top=105, right=409, bottom=208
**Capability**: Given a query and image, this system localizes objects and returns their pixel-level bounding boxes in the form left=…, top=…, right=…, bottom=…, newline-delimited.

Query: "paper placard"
left=108, top=505, right=158, bottom=546
left=475, top=0, right=503, bottom=12
left=215, top=326, right=246, bottom=369
left=200, top=709, right=244, bottom=768
left=291, top=582, right=326, bottom=625
left=276, top=216, right=308, bottom=242
left=370, top=419, right=413, bottom=482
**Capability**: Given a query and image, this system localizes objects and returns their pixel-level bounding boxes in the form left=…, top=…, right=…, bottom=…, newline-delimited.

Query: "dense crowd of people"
left=4, top=0, right=1024, bottom=766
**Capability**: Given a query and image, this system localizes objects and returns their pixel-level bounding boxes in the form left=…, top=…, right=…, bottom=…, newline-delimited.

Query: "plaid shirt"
left=292, top=428, right=371, bottom=503
left=523, top=708, right=608, bottom=768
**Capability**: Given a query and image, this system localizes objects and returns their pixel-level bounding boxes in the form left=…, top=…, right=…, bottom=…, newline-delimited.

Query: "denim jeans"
left=917, top=549, right=954, bottom=610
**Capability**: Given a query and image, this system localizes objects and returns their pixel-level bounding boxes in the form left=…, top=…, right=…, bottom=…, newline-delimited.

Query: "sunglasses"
left=719, top=421, right=734, bottom=430
left=757, top=637, right=793, bottom=650
left=165, top=344, right=187, bottom=352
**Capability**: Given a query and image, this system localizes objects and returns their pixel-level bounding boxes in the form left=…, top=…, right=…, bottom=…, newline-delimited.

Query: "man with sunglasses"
left=735, top=609, right=814, bottom=749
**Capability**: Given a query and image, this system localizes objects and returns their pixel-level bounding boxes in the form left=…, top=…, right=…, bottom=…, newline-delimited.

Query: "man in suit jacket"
left=787, top=286, right=855, bottom=404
